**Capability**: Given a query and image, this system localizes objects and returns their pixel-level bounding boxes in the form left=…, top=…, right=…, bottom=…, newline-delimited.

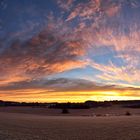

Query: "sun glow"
left=0, top=90, right=139, bottom=103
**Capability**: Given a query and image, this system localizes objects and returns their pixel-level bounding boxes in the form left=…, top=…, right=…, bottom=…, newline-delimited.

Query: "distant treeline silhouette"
left=0, top=100, right=139, bottom=109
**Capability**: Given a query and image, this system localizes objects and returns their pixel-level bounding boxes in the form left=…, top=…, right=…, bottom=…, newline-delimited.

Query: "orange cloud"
left=1, top=0, right=140, bottom=102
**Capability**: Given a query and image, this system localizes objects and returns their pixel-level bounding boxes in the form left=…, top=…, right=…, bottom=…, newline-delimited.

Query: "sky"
left=0, top=0, right=140, bottom=102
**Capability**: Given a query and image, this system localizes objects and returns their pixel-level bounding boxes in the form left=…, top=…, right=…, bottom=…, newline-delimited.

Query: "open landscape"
left=1, top=0, right=140, bottom=139
left=0, top=105, right=140, bottom=116
left=0, top=104, right=139, bottom=140
left=0, top=111, right=139, bottom=140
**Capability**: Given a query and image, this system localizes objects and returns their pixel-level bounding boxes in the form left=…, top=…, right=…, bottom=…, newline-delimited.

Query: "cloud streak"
left=0, top=78, right=139, bottom=102
left=0, top=0, right=140, bottom=101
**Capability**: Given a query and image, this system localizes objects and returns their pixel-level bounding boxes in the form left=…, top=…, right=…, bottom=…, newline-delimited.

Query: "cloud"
left=90, top=60, right=140, bottom=83
left=0, top=78, right=140, bottom=102
left=0, top=19, right=87, bottom=84
left=66, top=0, right=122, bottom=22
left=1, top=0, right=140, bottom=101
left=86, top=22, right=140, bottom=83
left=64, top=0, right=140, bottom=84
left=66, top=0, right=101, bottom=21
left=57, top=0, right=74, bottom=11
left=1, top=77, right=140, bottom=92
left=1, top=0, right=140, bottom=86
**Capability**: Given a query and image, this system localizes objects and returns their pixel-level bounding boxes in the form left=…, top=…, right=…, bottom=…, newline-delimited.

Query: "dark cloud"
left=0, top=24, right=86, bottom=83
left=1, top=78, right=140, bottom=93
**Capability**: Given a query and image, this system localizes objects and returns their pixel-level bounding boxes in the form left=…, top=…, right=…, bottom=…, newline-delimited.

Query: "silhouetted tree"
left=125, top=111, right=131, bottom=116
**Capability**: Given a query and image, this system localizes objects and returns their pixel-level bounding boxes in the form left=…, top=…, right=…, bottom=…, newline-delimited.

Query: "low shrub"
left=125, top=111, right=131, bottom=116
left=62, top=108, right=69, bottom=114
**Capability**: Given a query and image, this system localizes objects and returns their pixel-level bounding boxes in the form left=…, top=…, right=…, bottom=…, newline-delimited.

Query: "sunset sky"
left=0, top=0, right=140, bottom=102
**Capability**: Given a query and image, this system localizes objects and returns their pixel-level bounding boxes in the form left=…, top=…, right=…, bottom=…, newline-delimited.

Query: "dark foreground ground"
left=0, top=111, right=139, bottom=140
left=0, top=106, right=140, bottom=116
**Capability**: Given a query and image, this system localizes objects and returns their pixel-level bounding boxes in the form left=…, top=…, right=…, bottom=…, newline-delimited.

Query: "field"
left=0, top=107, right=139, bottom=140
left=0, top=106, right=140, bottom=116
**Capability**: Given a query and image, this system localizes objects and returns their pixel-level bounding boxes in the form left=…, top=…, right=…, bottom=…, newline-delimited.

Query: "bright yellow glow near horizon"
left=0, top=90, right=140, bottom=103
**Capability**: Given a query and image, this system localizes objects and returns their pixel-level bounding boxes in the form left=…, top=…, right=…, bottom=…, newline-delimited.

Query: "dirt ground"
left=0, top=111, right=139, bottom=140
left=0, top=106, right=139, bottom=116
